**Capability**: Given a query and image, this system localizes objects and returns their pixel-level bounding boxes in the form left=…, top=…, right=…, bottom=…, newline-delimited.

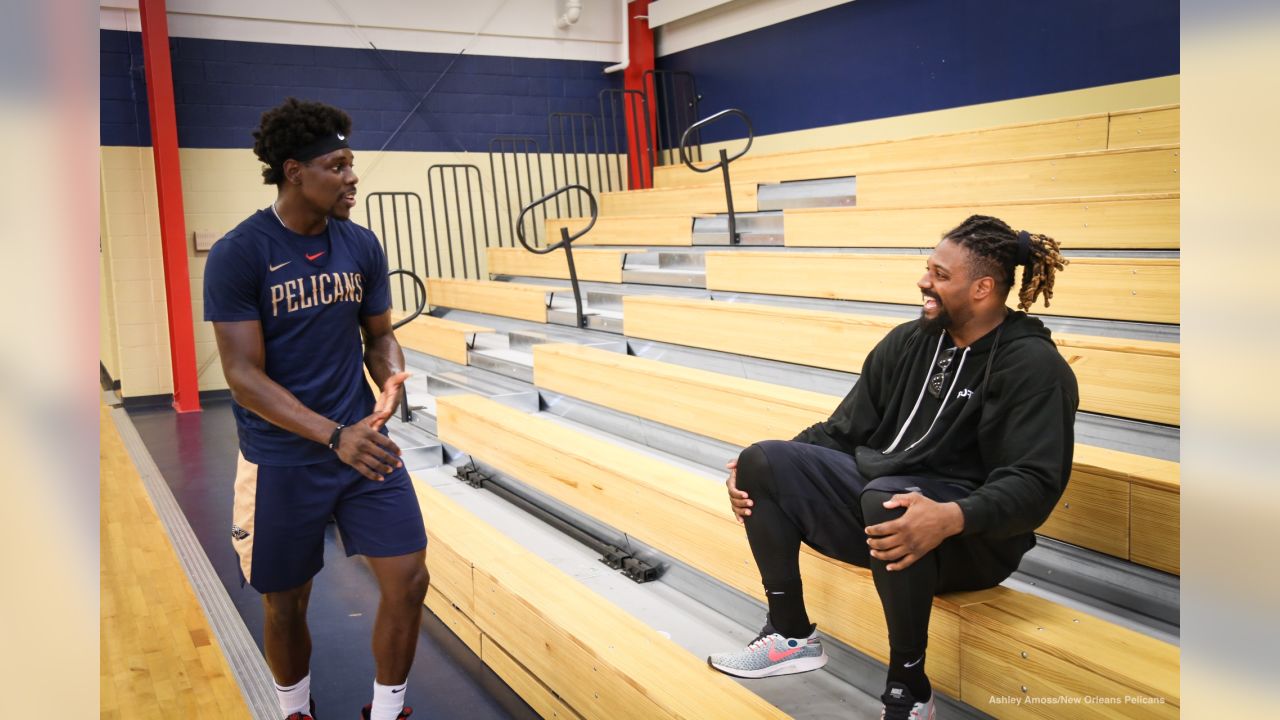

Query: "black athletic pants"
left=735, top=440, right=1032, bottom=666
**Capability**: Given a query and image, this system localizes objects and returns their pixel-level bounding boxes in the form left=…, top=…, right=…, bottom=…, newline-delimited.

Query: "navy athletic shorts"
left=230, top=452, right=428, bottom=593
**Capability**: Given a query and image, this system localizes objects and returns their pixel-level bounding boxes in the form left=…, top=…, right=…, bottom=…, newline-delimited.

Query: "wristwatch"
left=327, top=424, right=346, bottom=451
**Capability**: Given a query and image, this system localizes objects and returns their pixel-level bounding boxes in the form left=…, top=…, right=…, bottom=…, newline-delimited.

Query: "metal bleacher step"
left=669, top=177, right=856, bottom=246
left=621, top=250, right=708, bottom=287
left=467, top=346, right=535, bottom=383
left=425, top=366, right=540, bottom=414
left=692, top=211, right=784, bottom=246
left=381, top=415, right=444, bottom=471
left=757, top=176, right=857, bottom=211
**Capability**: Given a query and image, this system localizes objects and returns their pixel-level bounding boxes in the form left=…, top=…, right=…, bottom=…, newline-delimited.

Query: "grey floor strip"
left=110, top=406, right=279, bottom=720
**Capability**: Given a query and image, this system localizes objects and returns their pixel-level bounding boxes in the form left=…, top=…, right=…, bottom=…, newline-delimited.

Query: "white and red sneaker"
left=707, top=622, right=828, bottom=679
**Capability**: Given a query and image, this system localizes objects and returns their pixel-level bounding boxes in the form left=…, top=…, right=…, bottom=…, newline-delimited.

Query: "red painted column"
left=623, top=0, right=655, bottom=189
left=139, top=0, right=200, bottom=412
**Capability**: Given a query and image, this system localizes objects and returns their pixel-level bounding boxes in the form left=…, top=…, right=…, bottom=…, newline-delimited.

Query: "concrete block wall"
left=100, top=29, right=614, bottom=153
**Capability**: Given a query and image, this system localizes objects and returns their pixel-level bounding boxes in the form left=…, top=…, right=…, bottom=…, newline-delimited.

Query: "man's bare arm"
left=360, top=310, right=410, bottom=429
left=213, top=320, right=401, bottom=480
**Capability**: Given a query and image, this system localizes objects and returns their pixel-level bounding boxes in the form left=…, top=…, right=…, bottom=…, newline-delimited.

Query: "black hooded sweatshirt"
left=792, top=311, right=1079, bottom=540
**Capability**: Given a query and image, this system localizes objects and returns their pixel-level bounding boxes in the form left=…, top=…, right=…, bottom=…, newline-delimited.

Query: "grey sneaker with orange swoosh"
left=707, top=622, right=828, bottom=678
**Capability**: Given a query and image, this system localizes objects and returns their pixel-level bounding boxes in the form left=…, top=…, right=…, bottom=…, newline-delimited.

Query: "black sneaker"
left=360, top=704, right=412, bottom=719
left=880, top=681, right=935, bottom=720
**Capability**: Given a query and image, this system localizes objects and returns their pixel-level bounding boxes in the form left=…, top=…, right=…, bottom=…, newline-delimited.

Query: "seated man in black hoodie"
left=706, top=215, right=1079, bottom=720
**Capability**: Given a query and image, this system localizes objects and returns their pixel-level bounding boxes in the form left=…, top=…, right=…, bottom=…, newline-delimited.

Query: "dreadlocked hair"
left=252, top=97, right=352, bottom=185
left=943, top=214, right=1068, bottom=311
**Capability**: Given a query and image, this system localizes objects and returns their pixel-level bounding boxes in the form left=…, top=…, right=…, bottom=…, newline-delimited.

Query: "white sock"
left=274, top=673, right=311, bottom=716
left=370, top=679, right=408, bottom=720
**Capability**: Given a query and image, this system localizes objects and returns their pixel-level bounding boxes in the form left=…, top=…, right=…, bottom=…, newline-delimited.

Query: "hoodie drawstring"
left=882, top=334, right=944, bottom=454
left=904, top=346, right=969, bottom=452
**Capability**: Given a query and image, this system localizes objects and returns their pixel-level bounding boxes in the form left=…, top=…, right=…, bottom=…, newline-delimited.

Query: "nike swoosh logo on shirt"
left=269, top=261, right=291, bottom=272
left=306, top=251, right=326, bottom=261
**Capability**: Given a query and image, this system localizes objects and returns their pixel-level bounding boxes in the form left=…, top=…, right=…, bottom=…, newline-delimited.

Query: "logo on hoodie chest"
left=956, top=388, right=974, bottom=399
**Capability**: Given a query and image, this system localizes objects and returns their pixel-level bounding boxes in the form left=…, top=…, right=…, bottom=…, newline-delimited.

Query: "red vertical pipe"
left=139, top=0, right=200, bottom=412
left=623, top=0, right=655, bottom=189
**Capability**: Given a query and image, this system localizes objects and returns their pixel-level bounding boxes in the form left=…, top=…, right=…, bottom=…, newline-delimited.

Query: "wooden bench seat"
left=391, top=313, right=493, bottom=366
left=784, top=194, right=1179, bottom=250
left=622, top=296, right=1180, bottom=426
left=655, top=112, right=1112, bottom=188
left=547, top=214, right=696, bottom=246
left=414, top=478, right=788, bottom=719
left=599, top=182, right=758, bottom=216
left=653, top=106, right=1178, bottom=190
left=436, top=393, right=970, bottom=697
left=436, top=394, right=1180, bottom=716
left=427, top=278, right=568, bottom=324
left=1108, top=106, right=1180, bottom=149
left=856, top=145, right=1179, bottom=207
left=532, top=342, right=1179, bottom=572
left=959, top=588, right=1179, bottom=717
left=486, top=246, right=626, bottom=283
left=703, top=251, right=1179, bottom=325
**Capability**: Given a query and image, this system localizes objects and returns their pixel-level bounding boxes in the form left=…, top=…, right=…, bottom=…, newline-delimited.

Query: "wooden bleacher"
left=855, top=145, right=1178, bottom=207
left=600, top=181, right=759, bottom=216
left=1107, top=106, right=1181, bottom=149
left=435, top=394, right=1180, bottom=717
left=783, top=194, right=1179, bottom=249
left=392, top=313, right=493, bottom=366
left=530, top=342, right=1179, bottom=573
left=427, top=278, right=567, bottom=324
left=706, top=252, right=1179, bottom=324
left=653, top=106, right=1177, bottom=189
left=622, top=296, right=1180, bottom=426
left=408, top=102, right=1180, bottom=718
left=487, top=247, right=625, bottom=283
left=548, top=214, right=697, bottom=247
left=414, top=477, right=789, bottom=720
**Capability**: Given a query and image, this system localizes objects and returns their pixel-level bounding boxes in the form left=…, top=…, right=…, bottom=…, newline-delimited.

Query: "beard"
left=918, top=301, right=952, bottom=334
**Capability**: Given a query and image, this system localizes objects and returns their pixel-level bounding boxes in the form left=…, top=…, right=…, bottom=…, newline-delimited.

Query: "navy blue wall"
left=100, top=29, right=616, bottom=151
left=658, top=0, right=1179, bottom=143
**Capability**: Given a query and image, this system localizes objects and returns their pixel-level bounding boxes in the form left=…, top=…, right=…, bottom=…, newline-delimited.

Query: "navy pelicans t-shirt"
left=204, top=209, right=391, bottom=466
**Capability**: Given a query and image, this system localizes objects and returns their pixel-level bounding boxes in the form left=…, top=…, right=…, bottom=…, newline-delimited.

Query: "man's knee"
left=408, top=564, right=430, bottom=603
left=262, top=583, right=311, bottom=623
left=735, top=443, right=775, bottom=497
left=381, top=560, right=430, bottom=607
left=860, top=488, right=905, bottom=527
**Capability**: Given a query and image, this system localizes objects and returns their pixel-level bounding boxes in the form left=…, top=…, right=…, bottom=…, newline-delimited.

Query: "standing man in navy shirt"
left=205, top=98, right=426, bottom=720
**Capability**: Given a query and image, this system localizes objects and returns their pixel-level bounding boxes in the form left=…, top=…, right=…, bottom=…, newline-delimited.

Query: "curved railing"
left=515, top=184, right=599, bottom=329
left=679, top=108, right=754, bottom=245
left=388, top=268, right=427, bottom=422
left=388, top=269, right=427, bottom=331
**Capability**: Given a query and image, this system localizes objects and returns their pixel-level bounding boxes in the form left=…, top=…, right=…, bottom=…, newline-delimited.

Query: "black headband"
left=291, top=131, right=350, bottom=162
left=1015, top=230, right=1032, bottom=266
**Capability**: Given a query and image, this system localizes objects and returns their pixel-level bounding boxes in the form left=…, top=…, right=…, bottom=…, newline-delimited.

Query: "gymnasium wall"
left=656, top=0, right=1179, bottom=146
left=99, top=0, right=1179, bottom=399
left=98, top=0, right=625, bottom=398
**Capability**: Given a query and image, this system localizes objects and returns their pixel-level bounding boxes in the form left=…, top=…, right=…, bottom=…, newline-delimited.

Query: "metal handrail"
left=387, top=268, right=426, bottom=422
left=515, top=184, right=599, bottom=329
left=679, top=108, right=754, bottom=245
left=388, top=269, right=427, bottom=330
